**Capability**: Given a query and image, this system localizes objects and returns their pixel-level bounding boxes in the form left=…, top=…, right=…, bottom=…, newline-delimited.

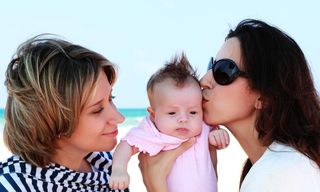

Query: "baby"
left=110, top=53, right=229, bottom=191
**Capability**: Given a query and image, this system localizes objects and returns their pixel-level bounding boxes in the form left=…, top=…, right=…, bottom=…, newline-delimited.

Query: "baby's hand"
left=209, top=127, right=230, bottom=150
left=109, top=168, right=130, bottom=190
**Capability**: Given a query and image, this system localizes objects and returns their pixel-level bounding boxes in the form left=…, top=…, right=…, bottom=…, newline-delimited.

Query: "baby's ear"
left=147, top=107, right=155, bottom=121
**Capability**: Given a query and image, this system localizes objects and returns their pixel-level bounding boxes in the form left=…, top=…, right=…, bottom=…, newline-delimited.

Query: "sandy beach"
left=1, top=129, right=246, bottom=191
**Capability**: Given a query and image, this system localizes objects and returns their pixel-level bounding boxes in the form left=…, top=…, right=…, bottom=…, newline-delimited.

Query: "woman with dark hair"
left=138, top=19, right=320, bottom=191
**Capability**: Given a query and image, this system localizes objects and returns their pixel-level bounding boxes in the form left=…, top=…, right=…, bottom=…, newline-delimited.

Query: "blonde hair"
left=4, top=34, right=117, bottom=166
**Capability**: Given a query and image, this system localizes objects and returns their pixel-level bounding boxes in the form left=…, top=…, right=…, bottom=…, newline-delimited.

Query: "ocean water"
left=119, top=108, right=148, bottom=128
left=0, top=108, right=148, bottom=131
left=0, top=109, right=4, bottom=129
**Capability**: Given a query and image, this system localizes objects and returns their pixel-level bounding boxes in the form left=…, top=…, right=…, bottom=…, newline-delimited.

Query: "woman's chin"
left=203, top=113, right=215, bottom=125
left=101, top=141, right=117, bottom=152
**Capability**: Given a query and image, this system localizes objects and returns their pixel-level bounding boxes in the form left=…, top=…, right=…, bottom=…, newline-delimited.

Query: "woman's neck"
left=236, top=133, right=267, bottom=164
left=52, top=149, right=92, bottom=172
left=226, top=118, right=267, bottom=164
left=51, top=140, right=92, bottom=172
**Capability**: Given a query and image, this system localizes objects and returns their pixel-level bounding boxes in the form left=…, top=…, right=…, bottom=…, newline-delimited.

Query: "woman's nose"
left=200, top=71, right=215, bottom=99
left=202, top=88, right=210, bottom=99
left=108, top=103, right=125, bottom=125
left=200, top=70, right=214, bottom=88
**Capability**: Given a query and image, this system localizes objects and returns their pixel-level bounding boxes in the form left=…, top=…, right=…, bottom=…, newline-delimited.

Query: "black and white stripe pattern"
left=0, top=152, right=129, bottom=192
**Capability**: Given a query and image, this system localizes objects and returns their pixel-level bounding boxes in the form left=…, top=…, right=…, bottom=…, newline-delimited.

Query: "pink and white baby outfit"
left=122, top=116, right=217, bottom=192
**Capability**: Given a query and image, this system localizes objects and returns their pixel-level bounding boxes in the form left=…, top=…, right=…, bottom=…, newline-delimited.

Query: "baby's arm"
left=208, top=127, right=230, bottom=178
left=110, top=141, right=139, bottom=190
left=209, top=144, right=218, bottom=175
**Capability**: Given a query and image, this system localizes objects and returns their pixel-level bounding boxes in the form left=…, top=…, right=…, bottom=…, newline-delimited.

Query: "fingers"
left=110, top=180, right=129, bottom=190
left=138, top=137, right=196, bottom=163
left=110, top=180, right=128, bottom=190
left=137, top=138, right=196, bottom=192
left=209, top=134, right=218, bottom=147
left=138, top=137, right=196, bottom=170
left=166, top=137, right=196, bottom=161
left=109, top=173, right=130, bottom=190
left=218, top=131, right=228, bottom=148
left=209, top=129, right=230, bottom=149
left=222, top=130, right=230, bottom=146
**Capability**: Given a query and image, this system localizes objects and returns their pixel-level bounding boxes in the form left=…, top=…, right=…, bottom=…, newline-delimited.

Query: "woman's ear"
left=255, top=97, right=263, bottom=109
left=147, top=107, right=155, bottom=121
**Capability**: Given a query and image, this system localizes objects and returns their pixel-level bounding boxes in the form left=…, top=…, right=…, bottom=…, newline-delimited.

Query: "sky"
left=0, top=0, right=319, bottom=109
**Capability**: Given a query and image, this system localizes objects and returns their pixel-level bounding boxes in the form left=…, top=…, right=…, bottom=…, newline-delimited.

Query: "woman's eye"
left=168, top=112, right=175, bottom=115
left=190, top=111, right=197, bottom=115
left=93, top=107, right=104, bottom=114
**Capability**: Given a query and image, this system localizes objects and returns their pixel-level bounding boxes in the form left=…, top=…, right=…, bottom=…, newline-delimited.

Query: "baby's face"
left=150, top=79, right=203, bottom=139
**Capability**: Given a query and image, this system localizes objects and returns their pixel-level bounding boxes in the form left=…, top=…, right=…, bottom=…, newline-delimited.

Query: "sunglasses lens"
left=213, top=60, right=238, bottom=85
left=208, top=57, right=246, bottom=86
left=207, top=57, right=214, bottom=71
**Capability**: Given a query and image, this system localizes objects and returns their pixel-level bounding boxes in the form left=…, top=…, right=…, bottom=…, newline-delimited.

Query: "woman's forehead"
left=85, top=71, right=111, bottom=108
left=215, top=37, right=242, bottom=65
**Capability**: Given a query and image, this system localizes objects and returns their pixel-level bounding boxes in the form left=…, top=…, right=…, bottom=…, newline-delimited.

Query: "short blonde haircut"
left=4, top=34, right=117, bottom=167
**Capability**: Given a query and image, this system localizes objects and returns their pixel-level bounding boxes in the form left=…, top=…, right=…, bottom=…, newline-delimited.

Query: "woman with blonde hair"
left=0, top=34, right=128, bottom=192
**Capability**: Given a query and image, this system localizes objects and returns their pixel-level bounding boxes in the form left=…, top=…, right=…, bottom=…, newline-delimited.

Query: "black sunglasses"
left=207, top=57, right=247, bottom=85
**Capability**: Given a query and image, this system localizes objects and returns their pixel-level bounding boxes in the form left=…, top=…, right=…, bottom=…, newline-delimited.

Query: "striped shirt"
left=0, top=152, right=129, bottom=192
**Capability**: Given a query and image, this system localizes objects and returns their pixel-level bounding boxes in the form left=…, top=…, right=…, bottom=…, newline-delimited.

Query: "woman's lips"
left=102, top=129, right=118, bottom=137
left=202, top=98, right=209, bottom=104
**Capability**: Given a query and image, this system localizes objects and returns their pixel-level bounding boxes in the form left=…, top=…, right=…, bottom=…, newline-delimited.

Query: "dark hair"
left=147, top=53, right=199, bottom=99
left=4, top=34, right=117, bottom=166
left=226, top=19, right=320, bottom=187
